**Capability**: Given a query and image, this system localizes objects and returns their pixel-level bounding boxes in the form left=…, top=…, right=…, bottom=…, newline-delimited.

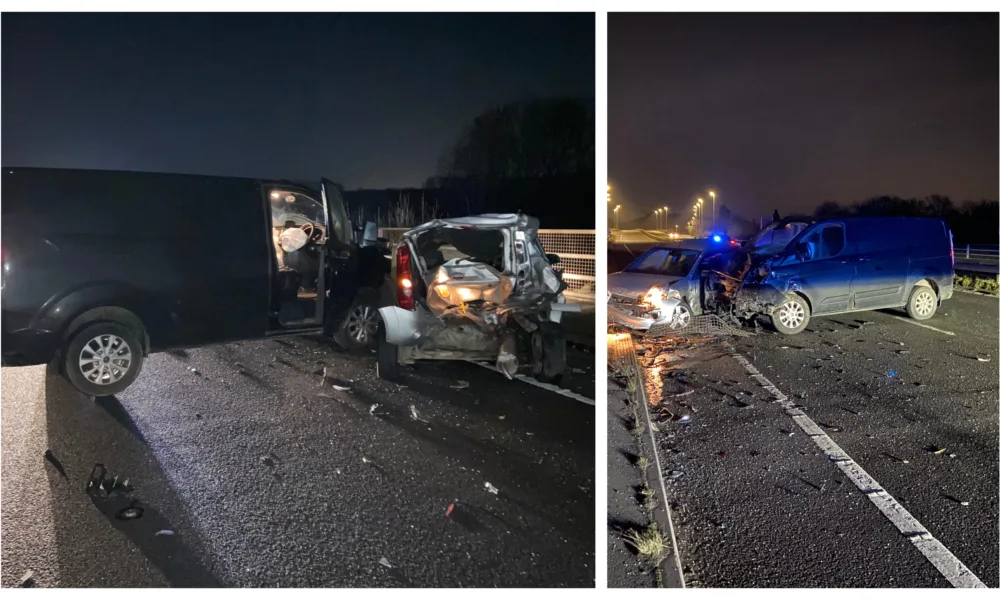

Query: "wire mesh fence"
left=645, top=314, right=755, bottom=338
left=380, top=227, right=596, bottom=298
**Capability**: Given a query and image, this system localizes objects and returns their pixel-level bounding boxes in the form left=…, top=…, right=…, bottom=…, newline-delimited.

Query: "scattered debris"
left=819, top=423, right=843, bottom=433
left=451, top=380, right=470, bottom=390
left=189, top=367, right=201, bottom=376
left=260, top=456, right=276, bottom=467
left=445, top=503, right=455, bottom=517
left=678, top=415, right=691, bottom=423
left=409, top=405, right=428, bottom=423
left=154, top=529, right=175, bottom=537
left=673, top=390, right=695, bottom=397
left=332, top=384, right=351, bottom=392
left=44, top=449, right=68, bottom=480
left=116, top=503, right=144, bottom=520
left=976, top=356, right=991, bottom=362
left=86, top=464, right=133, bottom=497
left=19, top=570, right=35, bottom=587
left=195, top=413, right=202, bottom=419
left=369, top=403, right=379, bottom=415
left=379, top=557, right=393, bottom=569
left=948, top=453, right=957, bottom=459
left=499, top=415, right=506, bottom=420
left=666, top=470, right=684, bottom=480
left=718, top=451, right=728, bottom=457
left=484, top=482, right=499, bottom=495
left=781, top=429, right=795, bottom=437
left=942, top=493, right=970, bottom=507
left=362, top=456, right=371, bottom=464
left=926, top=446, right=948, bottom=455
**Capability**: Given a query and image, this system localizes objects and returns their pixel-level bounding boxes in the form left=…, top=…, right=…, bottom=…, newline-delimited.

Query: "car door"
left=320, top=178, right=360, bottom=331
left=851, top=220, right=909, bottom=310
left=788, top=223, right=854, bottom=315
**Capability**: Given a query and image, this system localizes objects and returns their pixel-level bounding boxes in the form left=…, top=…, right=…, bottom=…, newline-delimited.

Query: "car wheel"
left=376, top=321, right=400, bottom=380
left=63, top=322, right=144, bottom=397
left=669, top=301, right=693, bottom=330
left=333, top=288, right=381, bottom=352
left=905, top=286, right=938, bottom=321
left=772, top=294, right=810, bottom=335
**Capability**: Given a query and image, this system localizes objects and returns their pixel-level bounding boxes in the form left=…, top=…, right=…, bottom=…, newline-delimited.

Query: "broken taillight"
left=396, top=244, right=415, bottom=310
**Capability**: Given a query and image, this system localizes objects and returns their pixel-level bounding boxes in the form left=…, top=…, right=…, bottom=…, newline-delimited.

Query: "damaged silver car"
left=377, top=214, right=581, bottom=382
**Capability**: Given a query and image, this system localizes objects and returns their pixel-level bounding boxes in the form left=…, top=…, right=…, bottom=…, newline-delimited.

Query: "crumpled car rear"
left=379, top=213, right=579, bottom=379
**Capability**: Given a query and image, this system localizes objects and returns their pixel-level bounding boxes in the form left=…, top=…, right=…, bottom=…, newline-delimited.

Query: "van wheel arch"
left=61, top=307, right=150, bottom=356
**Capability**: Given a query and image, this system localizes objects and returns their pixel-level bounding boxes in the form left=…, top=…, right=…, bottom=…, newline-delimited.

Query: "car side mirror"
left=546, top=253, right=561, bottom=265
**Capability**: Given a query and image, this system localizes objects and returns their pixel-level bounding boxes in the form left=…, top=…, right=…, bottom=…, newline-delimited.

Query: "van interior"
left=268, top=188, right=327, bottom=325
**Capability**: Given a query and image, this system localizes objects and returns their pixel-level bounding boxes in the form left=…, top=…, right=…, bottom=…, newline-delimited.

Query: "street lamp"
left=614, top=204, right=621, bottom=230
left=708, top=190, right=716, bottom=231
left=696, top=198, right=704, bottom=235
left=654, top=208, right=660, bottom=229
left=662, top=206, right=668, bottom=232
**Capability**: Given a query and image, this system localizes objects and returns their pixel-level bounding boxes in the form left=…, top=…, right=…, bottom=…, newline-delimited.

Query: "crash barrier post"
left=956, top=243, right=998, bottom=265
left=378, top=228, right=596, bottom=301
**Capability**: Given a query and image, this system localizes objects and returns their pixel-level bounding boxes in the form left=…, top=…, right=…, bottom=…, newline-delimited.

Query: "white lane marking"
left=732, top=353, right=986, bottom=588
left=636, top=367, right=686, bottom=587
left=888, top=315, right=955, bottom=336
left=468, top=361, right=595, bottom=406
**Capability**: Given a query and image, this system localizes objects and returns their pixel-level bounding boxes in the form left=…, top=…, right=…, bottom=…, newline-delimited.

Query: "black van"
left=737, top=216, right=956, bottom=334
left=1, top=167, right=383, bottom=396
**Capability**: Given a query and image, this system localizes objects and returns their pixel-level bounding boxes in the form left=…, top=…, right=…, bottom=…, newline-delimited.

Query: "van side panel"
left=904, top=218, right=954, bottom=301
left=850, top=219, right=910, bottom=309
left=2, top=168, right=271, bottom=356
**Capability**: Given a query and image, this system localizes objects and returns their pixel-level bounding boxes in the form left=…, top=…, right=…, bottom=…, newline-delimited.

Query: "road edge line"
left=468, top=361, right=595, bottom=406
left=637, top=377, right=686, bottom=588
left=731, top=352, right=986, bottom=588
left=887, top=315, right=955, bottom=335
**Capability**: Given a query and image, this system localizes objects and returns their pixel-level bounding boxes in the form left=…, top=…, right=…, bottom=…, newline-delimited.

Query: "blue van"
left=741, top=217, right=955, bottom=334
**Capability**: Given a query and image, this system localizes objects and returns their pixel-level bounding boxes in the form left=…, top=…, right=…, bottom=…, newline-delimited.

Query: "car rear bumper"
left=1, top=319, right=58, bottom=366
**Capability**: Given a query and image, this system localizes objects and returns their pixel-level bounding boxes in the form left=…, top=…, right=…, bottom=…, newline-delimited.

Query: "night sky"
left=3, top=13, right=594, bottom=189
left=609, top=13, right=999, bottom=226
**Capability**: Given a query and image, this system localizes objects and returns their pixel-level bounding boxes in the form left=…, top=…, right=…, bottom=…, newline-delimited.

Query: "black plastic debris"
left=86, top=464, right=133, bottom=497
left=44, top=450, right=68, bottom=480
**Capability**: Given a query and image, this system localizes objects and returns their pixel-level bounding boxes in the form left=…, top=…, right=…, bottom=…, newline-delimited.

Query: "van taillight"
left=396, top=244, right=414, bottom=310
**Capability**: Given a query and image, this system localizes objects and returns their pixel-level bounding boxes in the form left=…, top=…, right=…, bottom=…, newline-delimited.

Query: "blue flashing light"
left=712, top=235, right=722, bottom=242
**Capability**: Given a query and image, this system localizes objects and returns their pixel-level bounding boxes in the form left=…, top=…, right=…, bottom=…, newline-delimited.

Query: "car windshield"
left=624, top=248, right=701, bottom=277
left=270, top=190, right=326, bottom=226
left=748, top=221, right=809, bottom=255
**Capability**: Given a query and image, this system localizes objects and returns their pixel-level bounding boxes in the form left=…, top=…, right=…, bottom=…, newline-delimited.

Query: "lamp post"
left=662, top=206, right=668, bottom=232
left=614, top=204, right=621, bottom=230
left=654, top=208, right=661, bottom=230
left=696, top=198, right=704, bottom=235
left=708, top=190, right=716, bottom=231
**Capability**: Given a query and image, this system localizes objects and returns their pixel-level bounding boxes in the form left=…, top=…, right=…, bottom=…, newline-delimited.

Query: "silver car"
left=607, top=237, right=738, bottom=331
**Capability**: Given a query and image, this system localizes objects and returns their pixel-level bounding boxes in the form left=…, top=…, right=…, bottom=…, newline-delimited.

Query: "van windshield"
left=624, top=248, right=700, bottom=277
left=748, top=221, right=809, bottom=255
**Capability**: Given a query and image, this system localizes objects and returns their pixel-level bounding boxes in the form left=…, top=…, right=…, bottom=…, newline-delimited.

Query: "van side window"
left=800, top=224, right=845, bottom=261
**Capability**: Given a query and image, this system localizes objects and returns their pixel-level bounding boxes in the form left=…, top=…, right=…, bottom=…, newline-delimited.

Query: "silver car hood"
left=608, top=271, right=683, bottom=300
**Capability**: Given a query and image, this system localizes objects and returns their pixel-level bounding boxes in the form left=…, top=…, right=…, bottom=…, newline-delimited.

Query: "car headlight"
left=666, top=288, right=681, bottom=300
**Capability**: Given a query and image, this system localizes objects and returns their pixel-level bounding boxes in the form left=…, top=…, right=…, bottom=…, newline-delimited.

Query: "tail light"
left=396, top=244, right=415, bottom=310
left=949, top=231, right=954, bottom=267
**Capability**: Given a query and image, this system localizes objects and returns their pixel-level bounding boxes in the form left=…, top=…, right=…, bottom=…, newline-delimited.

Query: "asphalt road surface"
left=1, top=336, right=595, bottom=588
left=622, top=290, right=998, bottom=587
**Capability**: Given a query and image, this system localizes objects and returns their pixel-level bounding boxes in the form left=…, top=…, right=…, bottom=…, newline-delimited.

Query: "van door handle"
left=855, top=257, right=871, bottom=263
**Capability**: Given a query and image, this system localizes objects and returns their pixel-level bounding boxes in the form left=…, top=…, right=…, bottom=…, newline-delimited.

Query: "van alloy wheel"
left=777, top=300, right=805, bottom=330
left=79, top=334, right=132, bottom=385
left=913, top=289, right=935, bottom=317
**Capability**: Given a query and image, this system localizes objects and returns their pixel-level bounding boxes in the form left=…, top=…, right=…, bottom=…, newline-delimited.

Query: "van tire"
left=376, top=321, right=400, bottom=380
left=905, top=285, right=938, bottom=321
left=772, top=294, right=810, bottom=335
left=63, top=322, right=144, bottom=397
left=333, top=288, right=381, bottom=352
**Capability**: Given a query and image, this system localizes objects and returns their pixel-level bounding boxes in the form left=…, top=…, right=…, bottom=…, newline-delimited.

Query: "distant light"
left=712, top=235, right=722, bottom=242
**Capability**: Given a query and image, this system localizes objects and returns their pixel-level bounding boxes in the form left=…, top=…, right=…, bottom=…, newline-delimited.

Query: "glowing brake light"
left=396, top=245, right=415, bottom=310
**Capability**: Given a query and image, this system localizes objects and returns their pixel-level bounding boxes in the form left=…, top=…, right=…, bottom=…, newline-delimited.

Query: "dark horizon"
left=2, top=13, right=595, bottom=190
left=609, top=12, right=999, bottom=226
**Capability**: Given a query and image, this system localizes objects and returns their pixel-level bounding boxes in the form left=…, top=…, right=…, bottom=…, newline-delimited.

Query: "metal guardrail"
left=955, top=243, right=999, bottom=265
left=609, top=229, right=695, bottom=244
left=379, top=227, right=596, bottom=299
